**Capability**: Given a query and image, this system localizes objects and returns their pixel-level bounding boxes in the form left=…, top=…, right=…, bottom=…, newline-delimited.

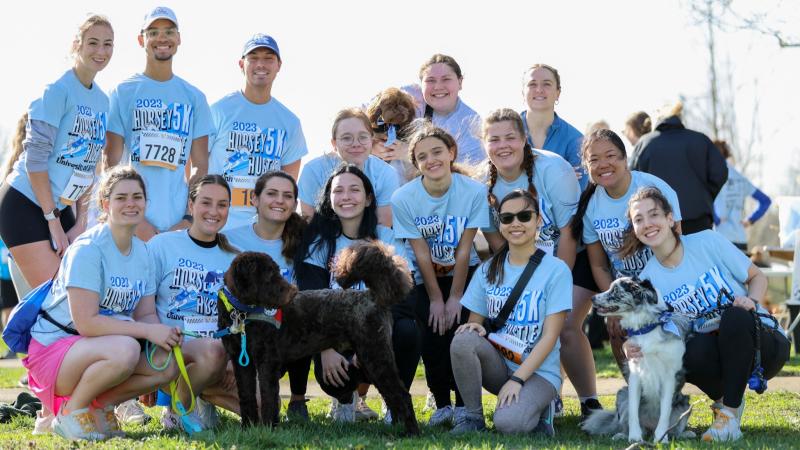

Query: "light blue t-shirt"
left=226, top=224, right=294, bottom=282
left=639, top=230, right=775, bottom=334
left=31, top=224, right=155, bottom=346
left=461, top=252, right=572, bottom=389
left=583, top=171, right=682, bottom=279
left=520, top=110, right=586, bottom=189
left=392, top=173, right=489, bottom=283
left=304, top=225, right=408, bottom=290
left=402, top=84, right=485, bottom=166
left=209, top=92, right=308, bottom=230
left=0, top=239, right=10, bottom=281
left=298, top=154, right=399, bottom=208
left=108, top=73, right=213, bottom=231
left=7, top=70, right=108, bottom=210
left=483, top=149, right=579, bottom=256
left=148, top=231, right=236, bottom=338
left=714, top=164, right=757, bottom=245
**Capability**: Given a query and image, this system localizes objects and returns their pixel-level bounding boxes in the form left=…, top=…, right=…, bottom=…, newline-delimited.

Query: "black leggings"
left=313, top=315, right=420, bottom=403
left=414, top=268, right=475, bottom=409
left=684, top=307, right=790, bottom=408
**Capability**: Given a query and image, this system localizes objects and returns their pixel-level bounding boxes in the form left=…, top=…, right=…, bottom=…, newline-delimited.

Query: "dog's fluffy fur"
left=581, top=278, right=694, bottom=443
left=219, top=241, right=420, bottom=435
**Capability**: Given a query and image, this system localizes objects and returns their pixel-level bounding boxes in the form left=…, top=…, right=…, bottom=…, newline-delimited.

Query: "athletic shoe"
left=422, top=391, right=436, bottom=412
left=114, top=399, right=151, bottom=425
left=553, top=394, right=564, bottom=417
left=427, top=405, right=454, bottom=426
left=580, top=398, right=603, bottom=422
left=160, top=407, right=182, bottom=431
left=93, top=405, right=125, bottom=438
left=381, top=400, right=392, bottom=425
left=533, top=398, right=557, bottom=437
left=52, top=407, right=105, bottom=441
left=353, top=394, right=379, bottom=422
left=32, top=410, right=53, bottom=435
left=193, top=398, right=220, bottom=429
left=17, top=374, right=28, bottom=388
left=712, top=398, right=745, bottom=422
left=450, top=409, right=486, bottom=435
left=287, top=399, right=309, bottom=422
left=702, top=407, right=743, bottom=442
left=328, top=398, right=355, bottom=423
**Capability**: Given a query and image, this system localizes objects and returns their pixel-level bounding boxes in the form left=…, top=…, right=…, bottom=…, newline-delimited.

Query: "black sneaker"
left=287, top=399, right=309, bottom=422
left=580, top=398, right=603, bottom=422
left=532, top=398, right=556, bottom=437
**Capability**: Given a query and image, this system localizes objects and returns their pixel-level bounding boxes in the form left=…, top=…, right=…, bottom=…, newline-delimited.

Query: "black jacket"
left=630, top=116, right=728, bottom=223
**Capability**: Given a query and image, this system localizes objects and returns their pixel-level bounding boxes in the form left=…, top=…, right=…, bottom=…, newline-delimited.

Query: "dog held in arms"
left=219, top=241, right=420, bottom=435
left=582, top=277, right=695, bottom=443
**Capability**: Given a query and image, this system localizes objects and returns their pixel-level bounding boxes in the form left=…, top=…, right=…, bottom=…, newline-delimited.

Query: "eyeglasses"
left=144, top=27, right=178, bottom=39
left=498, top=210, right=535, bottom=225
left=337, top=134, right=372, bottom=147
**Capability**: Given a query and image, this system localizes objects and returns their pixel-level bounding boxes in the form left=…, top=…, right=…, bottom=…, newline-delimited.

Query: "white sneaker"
left=193, top=398, right=220, bottom=429
left=428, top=405, right=454, bottom=426
left=93, top=405, right=125, bottom=438
left=52, top=407, right=105, bottom=441
left=353, top=394, right=379, bottom=422
left=328, top=398, right=356, bottom=423
left=712, top=397, right=745, bottom=422
left=422, top=391, right=436, bottom=412
left=702, top=407, right=743, bottom=442
left=114, top=399, right=151, bottom=426
left=32, top=410, right=53, bottom=435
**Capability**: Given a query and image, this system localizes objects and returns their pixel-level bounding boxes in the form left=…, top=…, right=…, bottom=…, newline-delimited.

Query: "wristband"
left=509, top=375, right=525, bottom=386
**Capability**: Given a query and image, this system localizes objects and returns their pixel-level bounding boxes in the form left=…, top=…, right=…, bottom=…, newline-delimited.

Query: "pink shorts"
left=22, top=336, right=83, bottom=414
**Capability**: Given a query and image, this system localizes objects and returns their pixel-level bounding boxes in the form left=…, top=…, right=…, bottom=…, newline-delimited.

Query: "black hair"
left=486, top=189, right=540, bottom=285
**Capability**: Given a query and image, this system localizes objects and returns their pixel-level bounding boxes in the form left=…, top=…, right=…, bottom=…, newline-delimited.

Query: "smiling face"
left=189, top=183, right=230, bottom=239
left=74, top=24, right=114, bottom=74
left=421, top=63, right=462, bottom=115
left=239, top=48, right=281, bottom=89
left=138, top=18, right=180, bottom=62
left=629, top=197, right=675, bottom=250
left=498, top=197, right=539, bottom=247
left=330, top=172, right=370, bottom=223
left=413, top=136, right=455, bottom=182
left=485, top=120, right=525, bottom=177
left=586, top=138, right=628, bottom=190
left=103, top=179, right=145, bottom=228
left=252, top=176, right=295, bottom=225
left=523, top=67, right=560, bottom=112
left=332, top=117, right=373, bottom=166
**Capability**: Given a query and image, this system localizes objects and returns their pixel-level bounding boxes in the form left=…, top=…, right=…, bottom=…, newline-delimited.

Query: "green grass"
left=0, top=393, right=798, bottom=449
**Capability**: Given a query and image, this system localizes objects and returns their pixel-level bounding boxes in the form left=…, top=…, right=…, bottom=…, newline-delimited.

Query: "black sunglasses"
left=498, top=210, right=535, bottom=225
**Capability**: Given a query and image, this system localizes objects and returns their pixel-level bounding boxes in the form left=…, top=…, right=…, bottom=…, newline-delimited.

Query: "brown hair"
left=252, top=171, right=306, bottom=261
left=713, top=139, right=731, bottom=159
left=625, top=111, right=652, bottom=138
left=366, top=87, right=416, bottom=139
left=330, top=108, right=373, bottom=141
left=486, top=189, right=540, bottom=285
left=3, top=113, right=27, bottom=179
left=523, top=64, right=561, bottom=90
left=407, top=124, right=472, bottom=177
left=96, top=166, right=146, bottom=223
left=482, top=108, right=538, bottom=212
left=418, top=54, right=463, bottom=80
left=617, top=186, right=680, bottom=259
left=71, top=14, right=113, bottom=55
left=189, top=174, right=239, bottom=254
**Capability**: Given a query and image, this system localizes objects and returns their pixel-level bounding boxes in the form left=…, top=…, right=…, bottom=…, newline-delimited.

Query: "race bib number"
left=231, top=187, right=255, bottom=208
left=487, top=332, right=526, bottom=365
left=58, top=170, right=93, bottom=205
left=183, top=315, right=218, bottom=337
left=140, top=131, right=181, bottom=170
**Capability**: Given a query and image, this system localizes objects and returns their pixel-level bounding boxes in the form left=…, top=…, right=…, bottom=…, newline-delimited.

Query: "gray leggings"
left=450, top=330, right=556, bottom=434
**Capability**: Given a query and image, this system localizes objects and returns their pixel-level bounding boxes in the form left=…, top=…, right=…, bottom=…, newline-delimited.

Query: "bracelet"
left=509, top=375, right=525, bottom=386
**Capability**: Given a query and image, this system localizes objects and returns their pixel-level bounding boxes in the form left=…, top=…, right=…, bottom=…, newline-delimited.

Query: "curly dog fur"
left=219, top=241, right=420, bottom=435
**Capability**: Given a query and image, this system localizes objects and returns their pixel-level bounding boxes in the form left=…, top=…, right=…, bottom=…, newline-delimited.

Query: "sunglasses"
left=498, top=209, right=535, bottom=225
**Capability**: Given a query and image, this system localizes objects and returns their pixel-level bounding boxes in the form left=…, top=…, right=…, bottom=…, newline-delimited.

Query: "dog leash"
left=144, top=342, right=199, bottom=434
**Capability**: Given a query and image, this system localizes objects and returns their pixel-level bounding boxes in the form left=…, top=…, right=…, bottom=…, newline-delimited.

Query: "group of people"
left=0, top=6, right=790, bottom=444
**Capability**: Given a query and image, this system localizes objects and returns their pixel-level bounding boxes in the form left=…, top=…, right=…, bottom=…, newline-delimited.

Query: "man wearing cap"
left=209, top=33, right=308, bottom=230
left=105, top=6, right=212, bottom=241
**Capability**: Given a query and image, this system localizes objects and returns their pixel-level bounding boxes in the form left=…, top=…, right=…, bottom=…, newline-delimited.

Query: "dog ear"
left=637, top=279, right=659, bottom=304
left=638, top=278, right=654, bottom=291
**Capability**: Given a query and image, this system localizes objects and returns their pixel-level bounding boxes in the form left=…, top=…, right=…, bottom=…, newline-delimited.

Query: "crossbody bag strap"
left=39, top=268, right=79, bottom=335
left=492, top=248, right=545, bottom=330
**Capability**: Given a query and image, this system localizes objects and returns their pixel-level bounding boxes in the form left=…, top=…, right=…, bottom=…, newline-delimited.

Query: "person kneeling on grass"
left=23, top=167, right=181, bottom=441
left=450, top=189, right=571, bottom=435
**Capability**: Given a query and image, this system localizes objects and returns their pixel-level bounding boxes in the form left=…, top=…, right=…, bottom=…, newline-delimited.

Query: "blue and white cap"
left=142, top=6, right=179, bottom=30
left=242, top=33, right=280, bottom=60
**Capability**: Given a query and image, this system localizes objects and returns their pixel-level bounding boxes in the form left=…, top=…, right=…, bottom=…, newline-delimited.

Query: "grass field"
left=0, top=392, right=798, bottom=449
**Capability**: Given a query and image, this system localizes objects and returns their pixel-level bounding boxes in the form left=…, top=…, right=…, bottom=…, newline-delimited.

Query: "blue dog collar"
left=625, top=312, right=681, bottom=337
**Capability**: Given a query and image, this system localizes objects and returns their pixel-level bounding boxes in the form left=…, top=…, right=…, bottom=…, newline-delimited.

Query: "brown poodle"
left=219, top=241, right=420, bottom=435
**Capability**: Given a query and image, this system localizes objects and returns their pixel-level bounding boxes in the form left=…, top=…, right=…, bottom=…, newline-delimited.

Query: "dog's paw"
left=628, top=429, right=644, bottom=443
left=612, top=432, right=627, bottom=441
left=654, top=426, right=670, bottom=444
